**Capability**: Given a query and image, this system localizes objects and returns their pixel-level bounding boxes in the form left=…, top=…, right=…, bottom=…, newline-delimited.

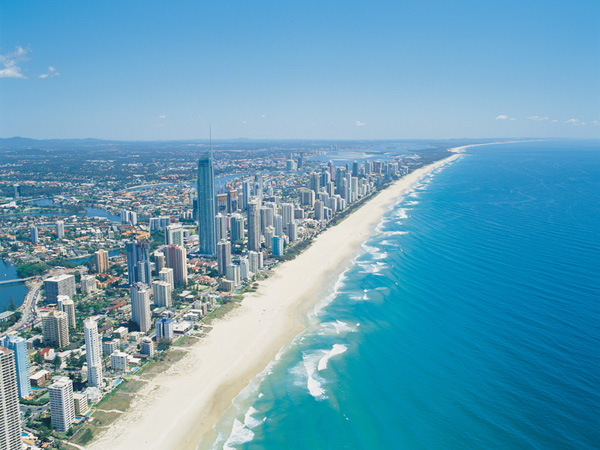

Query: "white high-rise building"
left=61, top=298, right=76, bottom=329
left=131, top=283, right=152, bottom=333
left=84, top=319, right=103, bottom=388
left=0, top=347, right=22, bottom=450
left=159, top=267, right=174, bottom=290
left=215, top=214, right=229, bottom=242
left=152, top=280, right=172, bottom=308
left=225, top=264, right=241, bottom=287
left=165, top=223, right=185, bottom=247
left=49, top=376, right=75, bottom=432
left=248, top=251, right=263, bottom=274
left=281, top=203, right=294, bottom=233
left=240, top=257, right=251, bottom=280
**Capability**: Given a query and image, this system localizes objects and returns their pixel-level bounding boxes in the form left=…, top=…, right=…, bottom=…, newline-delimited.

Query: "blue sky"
left=1, top=0, right=598, bottom=140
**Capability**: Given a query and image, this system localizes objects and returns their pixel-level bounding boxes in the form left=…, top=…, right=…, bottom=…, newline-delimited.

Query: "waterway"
left=0, top=259, right=27, bottom=312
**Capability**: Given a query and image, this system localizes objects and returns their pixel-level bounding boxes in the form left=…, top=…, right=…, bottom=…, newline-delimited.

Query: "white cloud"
left=157, top=114, right=166, bottom=119
left=355, top=120, right=367, bottom=127
left=0, top=45, right=29, bottom=78
left=552, top=120, right=558, bottom=123
left=495, top=115, right=509, bottom=120
left=38, top=66, right=59, bottom=79
left=527, top=115, right=549, bottom=121
left=241, top=120, right=247, bottom=124
left=261, top=114, right=267, bottom=118
left=566, top=118, right=586, bottom=126
left=592, top=120, right=600, bottom=126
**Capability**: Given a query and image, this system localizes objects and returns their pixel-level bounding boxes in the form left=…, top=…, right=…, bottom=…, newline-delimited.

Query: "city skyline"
left=1, top=1, right=598, bottom=140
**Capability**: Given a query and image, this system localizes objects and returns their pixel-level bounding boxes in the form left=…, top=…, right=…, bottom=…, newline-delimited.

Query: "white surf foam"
left=223, top=419, right=255, bottom=450
left=317, top=344, right=348, bottom=371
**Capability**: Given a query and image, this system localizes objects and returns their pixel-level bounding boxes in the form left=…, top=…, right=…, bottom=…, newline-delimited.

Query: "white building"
left=152, top=280, right=172, bottom=308
left=110, top=351, right=129, bottom=371
left=84, top=318, right=103, bottom=388
left=0, top=347, right=22, bottom=450
left=159, top=267, right=174, bottom=290
left=49, top=376, right=75, bottom=432
left=131, top=283, right=152, bottom=333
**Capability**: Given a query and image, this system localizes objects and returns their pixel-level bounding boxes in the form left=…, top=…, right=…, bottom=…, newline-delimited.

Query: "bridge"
left=0, top=277, right=36, bottom=286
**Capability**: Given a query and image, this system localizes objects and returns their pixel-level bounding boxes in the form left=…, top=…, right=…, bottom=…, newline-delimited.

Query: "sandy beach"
left=87, top=153, right=460, bottom=450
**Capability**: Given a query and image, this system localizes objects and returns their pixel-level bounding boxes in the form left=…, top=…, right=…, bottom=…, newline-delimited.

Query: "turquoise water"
left=204, top=140, right=600, bottom=450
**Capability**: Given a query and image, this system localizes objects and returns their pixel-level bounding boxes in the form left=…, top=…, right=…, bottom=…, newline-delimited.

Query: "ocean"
left=204, top=140, right=600, bottom=450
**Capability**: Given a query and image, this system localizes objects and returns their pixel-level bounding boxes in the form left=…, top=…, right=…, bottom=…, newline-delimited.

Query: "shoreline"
left=86, top=153, right=461, bottom=450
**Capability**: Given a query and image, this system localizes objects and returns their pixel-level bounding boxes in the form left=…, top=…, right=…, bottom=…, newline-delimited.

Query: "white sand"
left=87, top=153, right=460, bottom=450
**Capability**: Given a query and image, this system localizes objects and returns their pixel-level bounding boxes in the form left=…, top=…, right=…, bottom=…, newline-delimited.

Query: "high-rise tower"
left=247, top=200, right=261, bottom=252
left=0, top=347, right=22, bottom=450
left=84, top=318, right=103, bottom=388
left=0, top=335, right=31, bottom=399
left=197, top=151, right=217, bottom=256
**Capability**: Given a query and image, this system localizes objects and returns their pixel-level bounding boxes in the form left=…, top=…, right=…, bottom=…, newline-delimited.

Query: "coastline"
left=87, top=153, right=461, bottom=450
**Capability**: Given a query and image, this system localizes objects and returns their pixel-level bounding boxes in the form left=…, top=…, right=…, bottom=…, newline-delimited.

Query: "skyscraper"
left=126, top=240, right=151, bottom=286
left=230, top=214, right=245, bottom=245
left=158, top=267, right=174, bottom=289
left=84, top=318, right=103, bottom=388
left=44, top=274, right=76, bottom=304
left=197, top=152, right=217, bottom=256
left=95, top=249, right=109, bottom=273
left=165, top=223, right=184, bottom=247
left=0, top=335, right=31, bottom=398
left=217, top=240, right=231, bottom=275
left=0, top=347, right=22, bottom=450
left=164, top=244, right=188, bottom=287
left=42, top=311, right=70, bottom=347
left=30, top=225, right=39, bottom=243
left=49, top=376, right=75, bottom=432
left=247, top=200, right=261, bottom=252
left=152, top=280, right=172, bottom=308
left=56, top=220, right=65, bottom=239
left=130, top=283, right=152, bottom=333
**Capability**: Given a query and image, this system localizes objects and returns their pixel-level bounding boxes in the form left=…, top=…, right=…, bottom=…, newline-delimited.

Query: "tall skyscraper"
left=0, top=335, right=31, bottom=398
left=217, top=240, right=231, bottom=275
left=44, top=274, right=76, bottom=304
left=215, top=213, right=228, bottom=242
left=155, top=317, right=174, bottom=341
left=55, top=220, right=65, bottom=239
left=0, top=347, right=22, bottom=450
left=230, top=214, right=245, bottom=245
left=197, top=152, right=217, bottom=256
left=164, top=244, right=188, bottom=287
left=126, top=240, right=151, bottom=286
left=48, top=376, right=75, bottom=432
left=60, top=298, right=76, bottom=329
left=94, top=249, right=109, bottom=273
left=165, top=223, right=185, bottom=247
left=152, top=280, right=172, bottom=308
left=130, top=283, right=152, bottom=333
left=30, top=225, right=39, bottom=244
left=83, top=319, right=103, bottom=388
left=247, top=200, right=261, bottom=252
left=254, top=174, right=263, bottom=207
left=42, top=311, right=70, bottom=347
left=158, top=267, right=174, bottom=289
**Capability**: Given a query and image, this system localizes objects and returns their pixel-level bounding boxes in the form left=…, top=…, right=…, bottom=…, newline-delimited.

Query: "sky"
left=1, top=0, right=599, bottom=140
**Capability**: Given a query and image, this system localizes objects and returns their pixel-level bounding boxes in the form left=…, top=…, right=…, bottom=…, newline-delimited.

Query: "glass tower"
left=197, top=153, right=217, bottom=256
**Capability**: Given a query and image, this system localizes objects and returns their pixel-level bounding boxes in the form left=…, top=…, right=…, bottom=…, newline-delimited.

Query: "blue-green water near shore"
left=204, top=140, right=600, bottom=450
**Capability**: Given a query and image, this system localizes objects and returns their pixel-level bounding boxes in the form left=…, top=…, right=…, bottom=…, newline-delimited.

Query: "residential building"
left=42, top=311, right=70, bottom=347
left=158, top=267, right=174, bottom=289
left=49, top=376, right=75, bottom=432
left=155, top=317, right=174, bottom=341
left=56, top=220, right=65, bottom=239
left=247, top=200, right=261, bottom=251
left=130, top=283, right=152, bottom=333
left=126, top=240, right=151, bottom=286
left=44, top=274, right=76, bottom=304
left=197, top=152, right=217, bottom=256
left=164, top=244, right=188, bottom=287
left=217, top=239, right=231, bottom=275
left=94, top=249, right=109, bottom=273
left=84, top=318, right=103, bottom=388
left=0, top=347, right=22, bottom=450
left=152, top=280, right=172, bottom=308
left=0, top=335, right=32, bottom=398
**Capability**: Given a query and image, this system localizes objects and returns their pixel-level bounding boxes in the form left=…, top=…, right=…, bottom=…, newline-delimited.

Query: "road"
left=5, top=280, right=42, bottom=333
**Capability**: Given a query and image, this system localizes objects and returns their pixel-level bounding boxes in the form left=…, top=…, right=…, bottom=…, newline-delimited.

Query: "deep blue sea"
left=203, top=140, right=600, bottom=450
